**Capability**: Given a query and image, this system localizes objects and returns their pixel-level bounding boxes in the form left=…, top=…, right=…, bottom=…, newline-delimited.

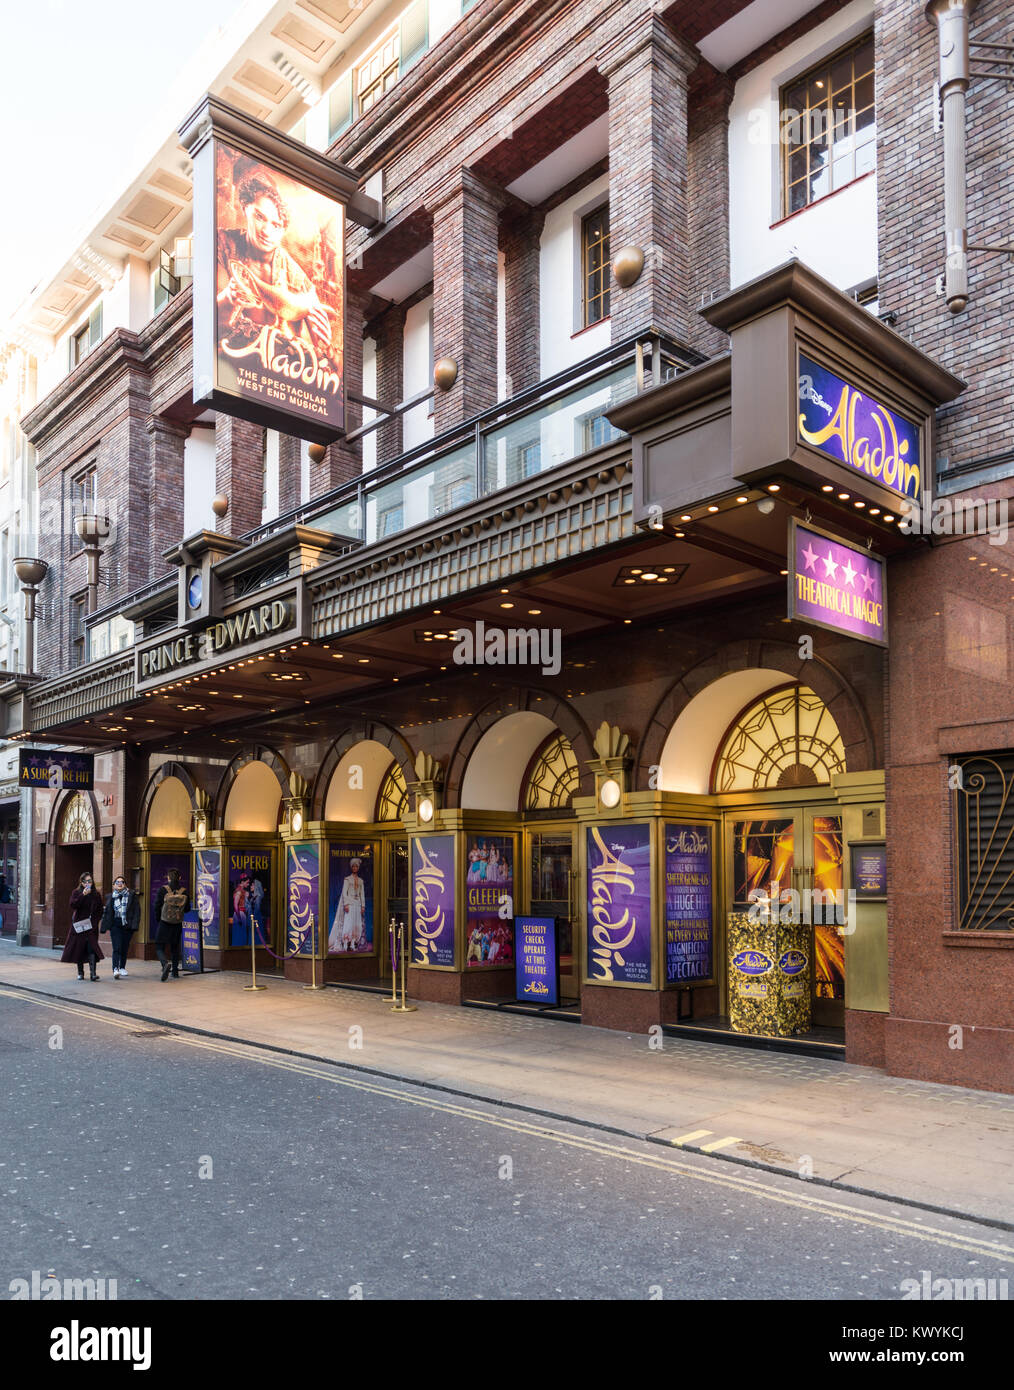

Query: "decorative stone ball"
left=307, top=443, right=328, bottom=463
left=211, top=494, right=229, bottom=519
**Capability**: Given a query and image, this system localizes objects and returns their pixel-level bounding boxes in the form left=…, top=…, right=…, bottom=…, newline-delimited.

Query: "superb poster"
left=209, top=141, right=345, bottom=435
left=586, top=823, right=652, bottom=984
left=411, top=835, right=455, bottom=967
left=229, top=849, right=272, bottom=949
left=327, top=844, right=374, bottom=955
left=465, top=834, right=514, bottom=968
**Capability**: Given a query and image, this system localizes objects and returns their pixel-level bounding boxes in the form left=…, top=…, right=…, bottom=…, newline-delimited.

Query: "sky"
left=0, top=0, right=253, bottom=319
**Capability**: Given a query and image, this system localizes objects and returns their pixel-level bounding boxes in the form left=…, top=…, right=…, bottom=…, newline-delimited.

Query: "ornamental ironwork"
left=955, top=754, right=1014, bottom=931
left=524, top=733, right=579, bottom=810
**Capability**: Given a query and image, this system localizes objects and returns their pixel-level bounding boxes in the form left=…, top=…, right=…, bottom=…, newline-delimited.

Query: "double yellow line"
left=5, top=985, right=1013, bottom=1264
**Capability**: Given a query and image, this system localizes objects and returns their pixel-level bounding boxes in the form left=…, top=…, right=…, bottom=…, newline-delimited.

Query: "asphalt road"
left=1, top=990, right=1012, bottom=1303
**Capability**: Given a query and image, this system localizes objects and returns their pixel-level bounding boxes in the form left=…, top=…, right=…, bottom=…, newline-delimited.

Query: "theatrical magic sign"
left=797, top=353, right=921, bottom=504
left=788, top=519, right=887, bottom=647
left=19, top=749, right=94, bottom=791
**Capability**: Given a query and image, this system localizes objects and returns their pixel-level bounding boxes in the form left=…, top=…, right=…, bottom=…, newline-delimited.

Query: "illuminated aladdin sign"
left=411, top=836, right=455, bottom=967
left=136, top=598, right=296, bottom=686
left=797, top=353, right=921, bottom=503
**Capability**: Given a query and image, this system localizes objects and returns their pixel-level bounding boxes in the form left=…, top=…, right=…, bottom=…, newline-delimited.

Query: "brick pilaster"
left=214, top=414, right=263, bottom=538
left=687, top=65, right=733, bottom=358
left=278, top=434, right=302, bottom=516
left=431, top=169, right=505, bottom=431
left=369, top=300, right=408, bottom=464
left=312, top=288, right=365, bottom=494
left=597, top=14, right=696, bottom=344
left=500, top=206, right=545, bottom=396
left=146, top=416, right=188, bottom=575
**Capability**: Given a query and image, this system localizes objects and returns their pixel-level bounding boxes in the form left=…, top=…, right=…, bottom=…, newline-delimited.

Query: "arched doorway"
left=53, top=792, right=98, bottom=948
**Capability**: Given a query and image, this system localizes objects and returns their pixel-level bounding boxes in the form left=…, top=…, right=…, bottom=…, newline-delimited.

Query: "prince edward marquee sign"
left=135, top=595, right=299, bottom=692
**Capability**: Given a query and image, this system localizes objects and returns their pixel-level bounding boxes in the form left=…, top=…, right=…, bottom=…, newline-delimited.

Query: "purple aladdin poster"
left=411, top=835, right=455, bottom=967
left=789, top=520, right=887, bottom=647
left=664, top=823, right=713, bottom=982
left=286, top=843, right=319, bottom=957
left=195, top=848, right=221, bottom=948
left=149, top=852, right=191, bottom=940
left=586, top=823, right=652, bottom=984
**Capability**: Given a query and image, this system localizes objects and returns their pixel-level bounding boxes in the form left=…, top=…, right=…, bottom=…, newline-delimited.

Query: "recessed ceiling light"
left=736, top=496, right=748, bottom=503
left=680, top=514, right=693, bottom=521
left=528, top=608, right=541, bottom=615
left=838, top=492, right=850, bottom=500
left=767, top=484, right=780, bottom=492
left=708, top=504, right=719, bottom=513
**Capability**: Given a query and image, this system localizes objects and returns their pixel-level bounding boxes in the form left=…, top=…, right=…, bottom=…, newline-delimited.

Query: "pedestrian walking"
left=60, top=872, right=104, bottom=982
left=154, top=869, right=190, bottom=981
left=100, top=874, right=140, bottom=979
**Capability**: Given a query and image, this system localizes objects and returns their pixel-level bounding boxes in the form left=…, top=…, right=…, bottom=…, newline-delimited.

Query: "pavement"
left=3, top=937, right=1014, bottom=1230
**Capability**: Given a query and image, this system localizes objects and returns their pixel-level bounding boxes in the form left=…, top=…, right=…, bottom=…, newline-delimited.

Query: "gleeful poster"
left=229, top=849, right=272, bottom=949
left=586, top=824, right=652, bottom=985
left=664, top=823, right=713, bottom=983
left=207, top=141, right=345, bottom=437
left=411, top=835, right=455, bottom=967
left=286, top=843, right=319, bottom=957
left=327, top=844, right=374, bottom=955
left=465, top=835, right=514, bottom=968
left=149, top=853, right=191, bottom=940
left=195, top=848, right=221, bottom=948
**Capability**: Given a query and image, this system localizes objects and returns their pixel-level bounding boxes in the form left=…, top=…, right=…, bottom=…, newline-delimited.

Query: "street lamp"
left=13, top=557, right=49, bottom=675
left=73, top=514, right=112, bottom=614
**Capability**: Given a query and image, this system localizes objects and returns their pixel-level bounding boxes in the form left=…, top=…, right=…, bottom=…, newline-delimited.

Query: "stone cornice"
left=21, top=329, right=148, bottom=448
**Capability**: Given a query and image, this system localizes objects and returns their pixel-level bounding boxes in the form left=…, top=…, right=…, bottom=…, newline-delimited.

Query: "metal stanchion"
left=391, top=917, right=416, bottom=1013
left=303, top=913, right=324, bottom=991
left=387, top=916, right=398, bottom=1005
left=243, top=920, right=266, bottom=991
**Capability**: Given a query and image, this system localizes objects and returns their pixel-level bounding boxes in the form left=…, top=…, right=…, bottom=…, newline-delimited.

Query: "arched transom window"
left=524, top=733, right=580, bottom=810
left=59, top=792, right=95, bottom=844
left=376, top=762, right=409, bottom=822
left=712, top=685, right=846, bottom=792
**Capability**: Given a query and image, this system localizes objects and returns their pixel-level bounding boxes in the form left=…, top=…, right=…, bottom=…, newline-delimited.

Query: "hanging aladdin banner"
left=465, top=835, right=514, bottom=968
left=586, top=824, right=652, bottom=985
left=411, top=835, right=455, bottom=967
left=327, top=844, right=374, bottom=955
left=664, top=823, right=713, bottom=983
left=180, top=96, right=360, bottom=444
left=788, top=519, right=887, bottom=648
left=195, top=848, right=221, bottom=948
left=286, top=842, right=319, bottom=957
left=229, top=849, right=272, bottom=949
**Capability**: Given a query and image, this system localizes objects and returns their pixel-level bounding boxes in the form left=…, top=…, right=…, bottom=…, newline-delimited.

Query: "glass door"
left=382, top=838, right=409, bottom=980
left=727, top=804, right=845, bottom=1029
left=528, top=828, right=576, bottom=1000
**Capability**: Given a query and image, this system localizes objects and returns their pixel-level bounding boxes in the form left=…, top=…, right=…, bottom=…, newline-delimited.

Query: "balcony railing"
left=247, top=332, right=700, bottom=551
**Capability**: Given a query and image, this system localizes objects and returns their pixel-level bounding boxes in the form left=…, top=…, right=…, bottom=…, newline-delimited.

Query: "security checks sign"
left=180, top=95, right=362, bottom=444
left=788, top=518, right=887, bottom=648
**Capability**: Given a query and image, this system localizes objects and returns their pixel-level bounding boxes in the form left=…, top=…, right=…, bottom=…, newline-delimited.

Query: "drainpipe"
left=926, top=0, right=978, bottom=313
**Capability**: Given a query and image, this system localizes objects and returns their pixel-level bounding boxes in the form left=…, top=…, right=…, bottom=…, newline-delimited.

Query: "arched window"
left=376, top=762, right=409, bottom=822
left=59, top=793, right=95, bottom=844
left=524, top=733, right=580, bottom=810
left=712, top=685, right=846, bottom=792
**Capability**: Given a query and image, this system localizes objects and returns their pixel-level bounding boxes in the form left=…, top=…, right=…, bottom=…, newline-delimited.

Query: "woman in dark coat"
left=60, top=872, right=104, bottom=981
left=100, top=875, right=141, bottom=979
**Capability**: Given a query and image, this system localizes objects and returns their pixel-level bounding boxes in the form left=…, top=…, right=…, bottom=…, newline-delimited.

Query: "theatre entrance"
left=527, top=826, right=578, bottom=1002
left=725, top=801, right=846, bottom=1028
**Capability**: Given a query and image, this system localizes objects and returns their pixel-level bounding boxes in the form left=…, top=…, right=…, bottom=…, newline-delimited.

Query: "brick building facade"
left=5, top=0, right=1013, bottom=1094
